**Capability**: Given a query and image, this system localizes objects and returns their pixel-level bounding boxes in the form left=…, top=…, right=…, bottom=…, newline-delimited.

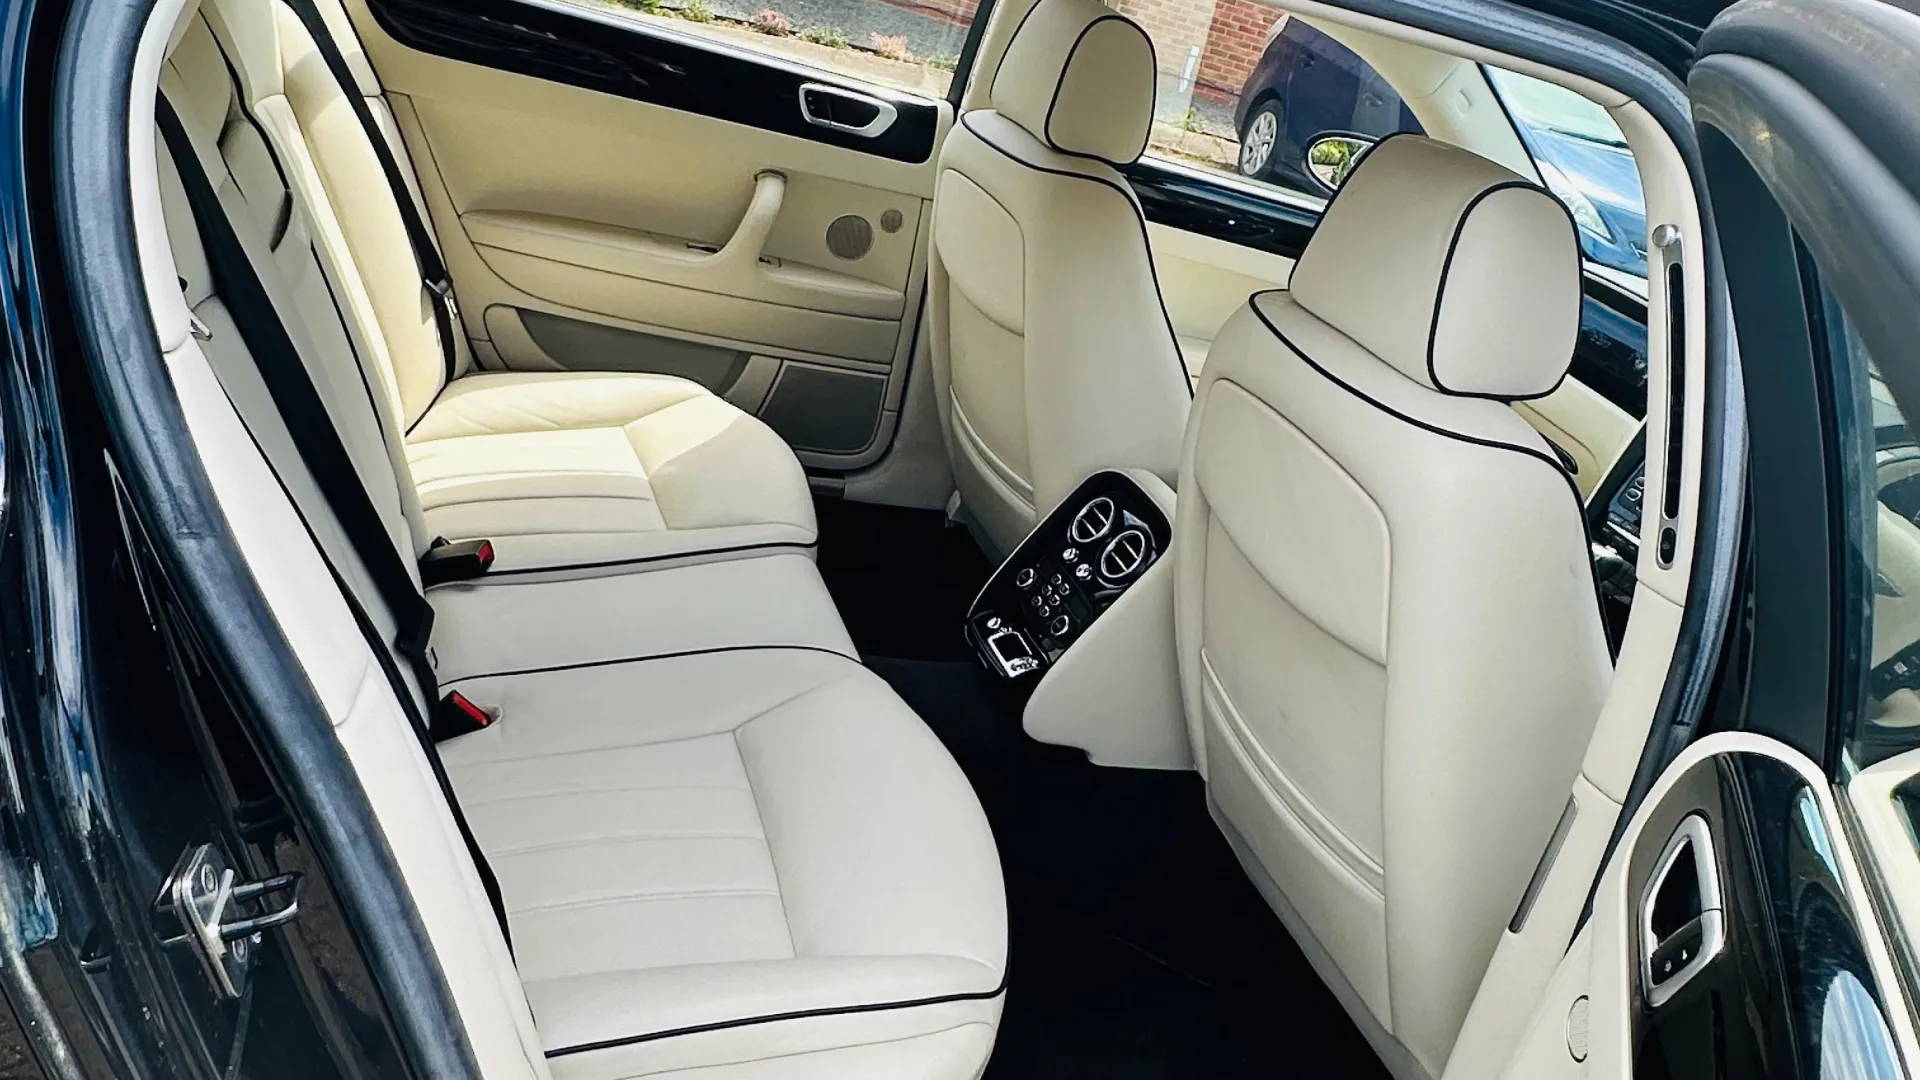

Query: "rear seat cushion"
left=440, top=648, right=1008, bottom=1077
left=428, top=552, right=855, bottom=685
left=406, top=371, right=816, bottom=572
left=206, top=0, right=818, bottom=574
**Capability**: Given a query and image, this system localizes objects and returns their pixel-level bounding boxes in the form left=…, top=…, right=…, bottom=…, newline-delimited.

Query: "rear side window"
left=1131, top=4, right=1421, bottom=207
left=563, top=0, right=987, bottom=100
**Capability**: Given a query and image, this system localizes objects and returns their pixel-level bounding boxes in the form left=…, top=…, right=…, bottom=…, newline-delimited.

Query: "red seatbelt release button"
left=419, top=537, right=496, bottom=587
left=432, top=691, right=498, bottom=742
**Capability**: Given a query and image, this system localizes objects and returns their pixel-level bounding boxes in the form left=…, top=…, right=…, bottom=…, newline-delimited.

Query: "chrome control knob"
left=1015, top=567, right=1036, bottom=589
left=1049, top=614, right=1072, bottom=637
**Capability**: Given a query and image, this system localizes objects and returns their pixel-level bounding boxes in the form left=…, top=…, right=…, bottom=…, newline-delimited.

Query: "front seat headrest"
left=1290, top=134, right=1583, bottom=401
left=989, top=0, right=1157, bottom=166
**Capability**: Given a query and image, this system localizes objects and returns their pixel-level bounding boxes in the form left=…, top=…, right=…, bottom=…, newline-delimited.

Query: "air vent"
left=825, top=214, right=874, bottom=260
left=1099, top=528, right=1151, bottom=583
left=1069, top=497, right=1116, bottom=544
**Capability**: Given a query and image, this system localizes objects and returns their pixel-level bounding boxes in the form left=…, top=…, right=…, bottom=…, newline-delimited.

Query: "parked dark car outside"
left=1231, top=19, right=1422, bottom=193
left=1233, top=19, right=1650, bottom=279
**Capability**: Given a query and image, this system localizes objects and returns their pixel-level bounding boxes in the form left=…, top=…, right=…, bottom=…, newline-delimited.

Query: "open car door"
left=1503, top=1, right=1920, bottom=1076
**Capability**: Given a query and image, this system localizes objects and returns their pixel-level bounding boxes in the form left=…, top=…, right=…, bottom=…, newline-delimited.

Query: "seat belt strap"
left=326, top=562, right=514, bottom=951
left=158, top=100, right=438, bottom=703
left=159, top=98, right=511, bottom=948
left=283, top=0, right=460, bottom=386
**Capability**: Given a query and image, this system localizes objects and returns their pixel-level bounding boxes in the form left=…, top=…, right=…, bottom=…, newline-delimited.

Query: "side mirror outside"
left=1305, top=133, right=1375, bottom=191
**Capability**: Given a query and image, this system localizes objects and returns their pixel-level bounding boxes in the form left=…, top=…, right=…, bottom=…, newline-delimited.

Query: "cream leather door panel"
left=1519, top=275, right=1647, bottom=497
left=1147, top=221, right=1293, bottom=381
left=1517, top=378, right=1637, bottom=499
left=339, top=0, right=951, bottom=466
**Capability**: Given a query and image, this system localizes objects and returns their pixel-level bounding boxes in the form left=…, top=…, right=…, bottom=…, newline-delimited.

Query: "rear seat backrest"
left=157, top=15, right=551, bottom=1073
left=204, top=0, right=460, bottom=431
left=160, top=11, right=425, bottom=604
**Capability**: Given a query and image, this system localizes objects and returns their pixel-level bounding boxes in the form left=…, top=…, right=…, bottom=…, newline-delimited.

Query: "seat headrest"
left=989, top=0, right=1156, bottom=166
left=1290, top=135, right=1582, bottom=401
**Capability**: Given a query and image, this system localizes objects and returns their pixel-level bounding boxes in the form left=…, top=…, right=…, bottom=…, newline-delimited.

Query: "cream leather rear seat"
left=218, top=0, right=815, bottom=574
left=157, top=6, right=1008, bottom=1076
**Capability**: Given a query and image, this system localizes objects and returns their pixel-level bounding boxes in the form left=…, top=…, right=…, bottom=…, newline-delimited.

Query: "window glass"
left=573, top=0, right=980, bottom=99
left=1829, top=292, right=1920, bottom=776
left=1126, top=2, right=1420, bottom=206
left=1486, top=67, right=1648, bottom=283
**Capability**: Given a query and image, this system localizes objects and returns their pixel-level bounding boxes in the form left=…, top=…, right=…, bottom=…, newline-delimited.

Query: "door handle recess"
left=1640, top=814, right=1726, bottom=1007
left=798, top=82, right=898, bottom=138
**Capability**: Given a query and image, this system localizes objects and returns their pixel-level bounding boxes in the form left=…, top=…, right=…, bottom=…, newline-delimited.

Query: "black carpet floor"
left=813, top=497, right=1391, bottom=1079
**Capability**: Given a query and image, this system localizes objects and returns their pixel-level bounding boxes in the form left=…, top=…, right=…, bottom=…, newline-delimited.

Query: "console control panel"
left=967, top=472, right=1172, bottom=680
left=1605, top=462, right=1648, bottom=555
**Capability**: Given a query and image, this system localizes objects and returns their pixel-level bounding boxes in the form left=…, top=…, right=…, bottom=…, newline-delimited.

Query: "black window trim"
left=366, top=0, right=947, bottom=163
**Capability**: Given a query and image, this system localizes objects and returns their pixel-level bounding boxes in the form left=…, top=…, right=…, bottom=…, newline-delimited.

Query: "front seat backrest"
left=929, top=0, right=1191, bottom=556
left=1174, top=134, right=1612, bottom=1080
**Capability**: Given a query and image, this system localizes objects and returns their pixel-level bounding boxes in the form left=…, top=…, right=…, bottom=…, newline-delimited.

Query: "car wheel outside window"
left=1237, top=101, right=1282, bottom=178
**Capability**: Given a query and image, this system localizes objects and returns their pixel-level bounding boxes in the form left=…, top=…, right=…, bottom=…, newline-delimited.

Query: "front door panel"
left=342, top=0, right=953, bottom=467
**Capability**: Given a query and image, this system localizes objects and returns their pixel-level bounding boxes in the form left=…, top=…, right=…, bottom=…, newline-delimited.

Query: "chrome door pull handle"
left=1640, top=814, right=1726, bottom=1007
left=798, top=82, right=898, bottom=138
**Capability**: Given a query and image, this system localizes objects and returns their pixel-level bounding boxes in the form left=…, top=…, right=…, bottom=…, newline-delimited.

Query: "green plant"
left=800, top=24, right=848, bottom=47
left=681, top=0, right=713, bottom=22
left=926, top=53, right=958, bottom=71
left=609, top=0, right=663, bottom=11
left=1307, top=136, right=1364, bottom=187
left=1181, top=107, right=1201, bottom=133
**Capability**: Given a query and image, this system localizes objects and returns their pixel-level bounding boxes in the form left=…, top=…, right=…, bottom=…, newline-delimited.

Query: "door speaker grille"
left=825, top=214, right=874, bottom=260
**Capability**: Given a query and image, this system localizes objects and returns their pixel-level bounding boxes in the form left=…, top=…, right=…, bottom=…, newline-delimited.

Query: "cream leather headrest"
left=989, top=0, right=1156, bottom=166
left=1290, top=135, right=1582, bottom=400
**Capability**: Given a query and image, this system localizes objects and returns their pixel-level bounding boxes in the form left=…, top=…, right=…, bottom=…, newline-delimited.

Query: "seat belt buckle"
left=427, top=275, right=460, bottom=321
left=419, top=537, right=495, bottom=587
left=432, top=691, right=498, bottom=742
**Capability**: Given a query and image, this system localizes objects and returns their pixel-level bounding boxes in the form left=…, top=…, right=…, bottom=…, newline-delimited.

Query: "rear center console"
left=968, top=471, right=1172, bottom=680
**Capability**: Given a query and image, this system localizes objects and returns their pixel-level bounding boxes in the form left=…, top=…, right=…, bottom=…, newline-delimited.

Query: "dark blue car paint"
left=1233, top=19, right=1649, bottom=277
left=1231, top=20, right=1423, bottom=193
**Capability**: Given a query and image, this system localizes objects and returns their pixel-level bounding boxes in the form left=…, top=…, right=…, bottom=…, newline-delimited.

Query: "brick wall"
left=1196, top=3, right=1283, bottom=103
left=1111, top=0, right=1284, bottom=117
left=1115, top=0, right=1217, bottom=89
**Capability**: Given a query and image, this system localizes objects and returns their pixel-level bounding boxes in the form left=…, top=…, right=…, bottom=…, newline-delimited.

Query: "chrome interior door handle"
left=1640, top=814, right=1727, bottom=1007
left=798, top=82, right=898, bottom=138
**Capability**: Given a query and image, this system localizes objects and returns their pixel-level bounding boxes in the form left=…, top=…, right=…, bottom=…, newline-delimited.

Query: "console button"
left=1062, top=546, right=1080, bottom=563
left=1015, top=567, right=1036, bottom=589
left=1049, top=614, right=1072, bottom=637
left=1029, top=595, right=1046, bottom=612
left=1074, top=563, right=1093, bottom=581
left=1050, top=572, right=1063, bottom=585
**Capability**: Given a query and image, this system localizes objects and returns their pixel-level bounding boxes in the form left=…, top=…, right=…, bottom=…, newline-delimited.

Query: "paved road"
left=686, top=0, right=971, bottom=61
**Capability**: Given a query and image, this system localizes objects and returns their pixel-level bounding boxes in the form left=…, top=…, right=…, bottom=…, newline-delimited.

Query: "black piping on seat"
left=1239, top=289, right=1607, bottom=625
left=952, top=112, right=1193, bottom=393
